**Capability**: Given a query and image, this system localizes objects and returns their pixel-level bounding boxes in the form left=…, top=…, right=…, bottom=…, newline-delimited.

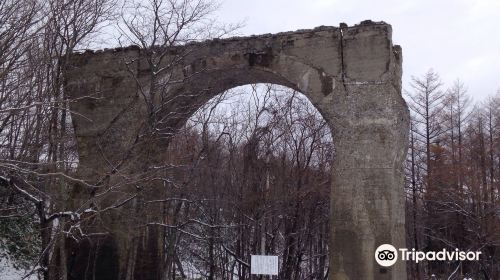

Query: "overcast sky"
left=214, top=0, right=500, bottom=101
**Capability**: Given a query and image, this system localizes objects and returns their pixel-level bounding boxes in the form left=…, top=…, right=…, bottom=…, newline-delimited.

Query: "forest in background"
left=404, top=71, right=500, bottom=279
left=0, top=0, right=499, bottom=279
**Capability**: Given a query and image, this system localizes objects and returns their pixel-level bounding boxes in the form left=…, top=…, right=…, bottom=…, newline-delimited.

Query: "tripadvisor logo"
left=375, top=244, right=398, bottom=267
left=375, top=244, right=481, bottom=267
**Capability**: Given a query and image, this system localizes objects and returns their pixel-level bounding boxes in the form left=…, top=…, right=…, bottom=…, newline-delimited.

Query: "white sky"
left=214, top=0, right=500, bottom=101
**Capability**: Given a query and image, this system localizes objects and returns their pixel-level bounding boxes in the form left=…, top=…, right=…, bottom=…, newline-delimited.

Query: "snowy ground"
left=0, top=248, right=37, bottom=280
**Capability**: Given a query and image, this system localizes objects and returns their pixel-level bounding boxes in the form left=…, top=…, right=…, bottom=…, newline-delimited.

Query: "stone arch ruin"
left=64, top=20, right=409, bottom=280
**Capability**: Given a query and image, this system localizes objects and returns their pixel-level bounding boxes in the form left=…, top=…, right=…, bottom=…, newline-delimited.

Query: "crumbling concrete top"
left=72, top=20, right=395, bottom=56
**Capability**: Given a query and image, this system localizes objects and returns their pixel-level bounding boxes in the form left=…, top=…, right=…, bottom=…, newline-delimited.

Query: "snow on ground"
left=0, top=248, right=37, bottom=280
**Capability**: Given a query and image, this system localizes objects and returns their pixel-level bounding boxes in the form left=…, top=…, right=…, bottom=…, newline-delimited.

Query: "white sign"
left=251, top=255, right=278, bottom=275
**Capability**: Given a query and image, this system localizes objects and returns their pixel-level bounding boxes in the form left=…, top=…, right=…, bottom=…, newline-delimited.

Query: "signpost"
left=250, top=255, right=279, bottom=276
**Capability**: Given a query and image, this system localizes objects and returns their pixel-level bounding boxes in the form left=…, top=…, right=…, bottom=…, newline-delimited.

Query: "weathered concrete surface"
left=64, top=20, right=409, bottom=280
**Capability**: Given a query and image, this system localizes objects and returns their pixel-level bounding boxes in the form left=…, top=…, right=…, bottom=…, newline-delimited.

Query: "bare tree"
left=118, top=0, right=240, bottom=130
left=1, top=0, right=117, bottom=279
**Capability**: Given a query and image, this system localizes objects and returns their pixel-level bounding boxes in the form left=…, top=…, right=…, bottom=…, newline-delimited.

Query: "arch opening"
left=161, top=83, right=333, bottom=279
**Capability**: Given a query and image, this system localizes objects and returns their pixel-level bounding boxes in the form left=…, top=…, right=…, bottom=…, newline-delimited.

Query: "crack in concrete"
left=339, top=23, right=348, bottom=93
